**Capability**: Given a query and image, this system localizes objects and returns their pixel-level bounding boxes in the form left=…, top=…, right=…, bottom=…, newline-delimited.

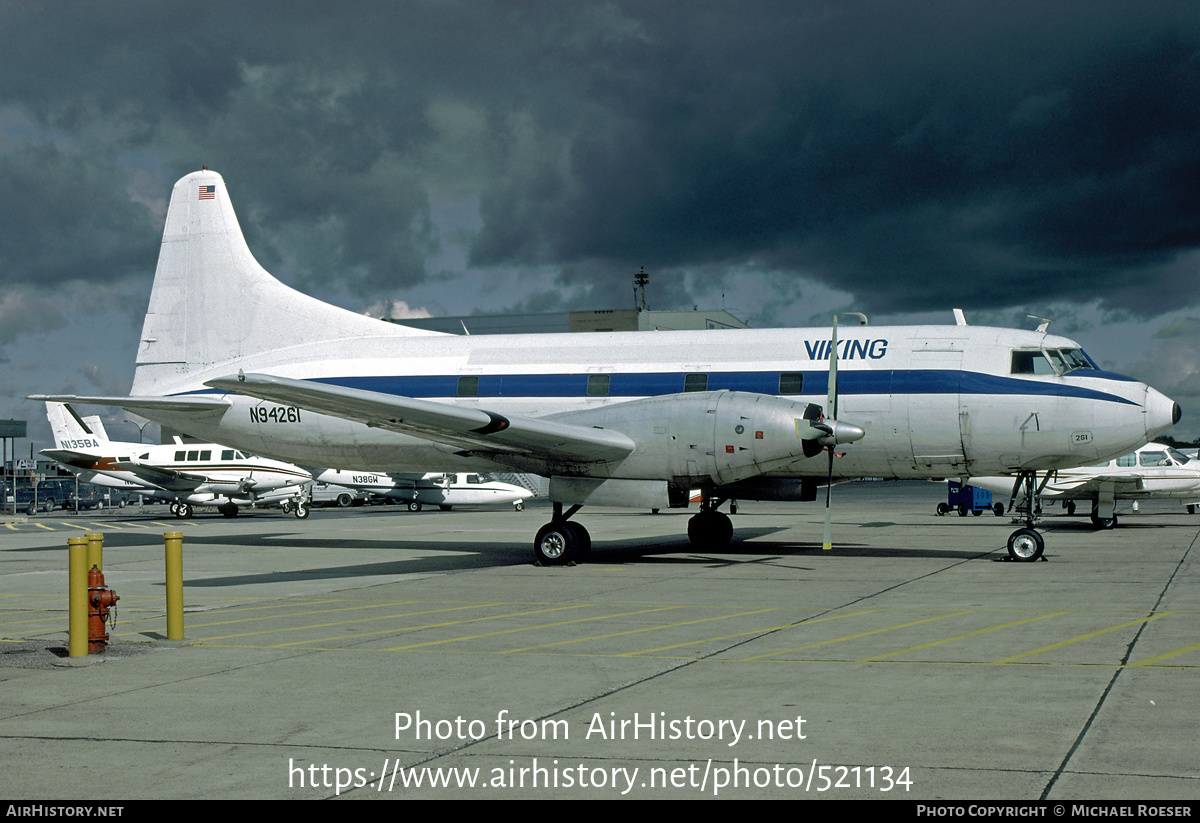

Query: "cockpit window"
left=1057, top=348, right=1095, bottom=373
left=1013, top=348, right=1097, bottom=376
left=1139, top=448, right=1191, bottom=467
left=1011, top=350, right=1056, bottom=375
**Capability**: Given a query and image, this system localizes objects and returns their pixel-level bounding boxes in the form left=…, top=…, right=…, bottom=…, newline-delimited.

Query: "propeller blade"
left=823, top=316, right=838, bottom=551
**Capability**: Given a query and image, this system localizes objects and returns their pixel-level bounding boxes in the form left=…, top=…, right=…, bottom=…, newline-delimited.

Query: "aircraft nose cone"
left=1145, top=387, right=1180, bottom=439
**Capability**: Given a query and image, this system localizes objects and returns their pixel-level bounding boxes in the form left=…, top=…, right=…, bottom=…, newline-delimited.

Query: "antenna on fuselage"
left=1028, top=315, right=1053, bottom=333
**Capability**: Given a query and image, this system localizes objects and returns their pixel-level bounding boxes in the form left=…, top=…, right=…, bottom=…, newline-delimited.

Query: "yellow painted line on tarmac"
left=57, top=522, right=92, bottom=530
left=199, top=603, right=589, bottom=647
left=501, top=607, right=778, bottom=654
left=992, top=613, right=1170, bottom=663
left=256, top=602, right=548, bottom=647
left=190, top=601, right=497, bottom=641
left=742, top=610, right=977, bottom=661
left=635, top=609, right=880, bottom=658
left=1128, top=638, right=1200, bottom=667
left=382, top=605, right=680, bottom=652
left=857, top=611, right=1071, bottom=662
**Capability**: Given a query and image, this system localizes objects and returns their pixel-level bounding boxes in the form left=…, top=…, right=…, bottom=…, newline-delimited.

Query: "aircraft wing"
left=27, top=394, right=232, bottom=415
left=205, top=373, right=636, bottom=465
left=1049, top=474, right=1146, bottom=495
left=118, top=461, right=213, bottom=494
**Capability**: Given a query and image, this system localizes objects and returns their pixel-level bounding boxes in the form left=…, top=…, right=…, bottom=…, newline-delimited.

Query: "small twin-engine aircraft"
left=315, top=469, right=534, bottom=511
left=41, top=402, right=313, bottom=518
left=968, top=443, right=1200, bottom=529
left=31, top=170, right=1179, bottom=562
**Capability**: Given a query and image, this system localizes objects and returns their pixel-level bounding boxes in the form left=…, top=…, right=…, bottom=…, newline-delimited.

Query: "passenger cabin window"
left=186, top=450, right=199, bottom=461
left=466, top=474, right=484, bottom=484
left=1116, top=453, right=1137, bottom=468
left=175, top=451, right=186, bottom=461
left=457, top=376, right=479, bottom=397
left=684, top=373, right=708, bottom=392
left=779, top=372, right=804, bottom=394
left=587, top=374, right=610, bottom=396
left=1139, top=450, right=1169, bottom=467
left=199, top=450, right=211, bottom=461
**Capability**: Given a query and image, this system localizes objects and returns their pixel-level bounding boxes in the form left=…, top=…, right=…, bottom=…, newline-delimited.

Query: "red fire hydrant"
left=88, top=565, right=119, bottom=654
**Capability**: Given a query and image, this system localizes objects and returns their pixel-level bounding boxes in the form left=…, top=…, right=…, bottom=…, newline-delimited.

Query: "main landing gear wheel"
left=219, top=502, right=238, bottom=518
left=293, top=500, right=309, bottom=519
left=534, top=522, right=585, bottom=565
left=407, top=501, right=422, bottom=512
left=687, top=509, right=733, bottom=549
left=174, top=502, right=194, bottom=519
left=1090, top=513, right=1118, bottom=529
left=1006, top=528, right=1044, bottom=562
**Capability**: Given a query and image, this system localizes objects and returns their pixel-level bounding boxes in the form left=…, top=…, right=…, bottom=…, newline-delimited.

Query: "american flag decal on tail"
left=199, top=185, right=215, bottom=200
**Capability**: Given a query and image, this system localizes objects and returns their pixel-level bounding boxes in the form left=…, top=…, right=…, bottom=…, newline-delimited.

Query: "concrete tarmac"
left=1, top=482, right=1197, bottom=800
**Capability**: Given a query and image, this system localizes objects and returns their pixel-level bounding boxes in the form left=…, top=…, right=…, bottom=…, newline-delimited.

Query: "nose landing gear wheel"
left=1007, top=528, right=1044, bottom=562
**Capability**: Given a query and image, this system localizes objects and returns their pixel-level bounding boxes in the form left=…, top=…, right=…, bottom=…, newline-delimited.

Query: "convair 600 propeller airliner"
left=31, top=169, right=1179, bottom=563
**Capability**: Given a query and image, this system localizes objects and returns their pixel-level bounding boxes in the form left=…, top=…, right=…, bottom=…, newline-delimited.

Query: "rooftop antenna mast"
left=634, top=266, right=649, bottom=312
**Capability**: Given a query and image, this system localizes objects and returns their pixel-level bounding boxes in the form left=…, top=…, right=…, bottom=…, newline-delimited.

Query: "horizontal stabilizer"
left=205, top=373, right=636, bottom=465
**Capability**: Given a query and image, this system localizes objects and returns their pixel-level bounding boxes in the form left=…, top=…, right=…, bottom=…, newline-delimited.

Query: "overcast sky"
left=3, top=1, right=1200, bottom=452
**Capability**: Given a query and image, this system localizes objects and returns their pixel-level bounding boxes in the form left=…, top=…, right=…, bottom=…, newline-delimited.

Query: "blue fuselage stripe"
left=303, top=370, right=1137, bottom=406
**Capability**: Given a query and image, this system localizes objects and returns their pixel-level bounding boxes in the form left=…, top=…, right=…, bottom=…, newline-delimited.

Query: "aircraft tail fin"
left=45, top=402, right=110, bottom=450
left=131, top=169, right=441, bottom=396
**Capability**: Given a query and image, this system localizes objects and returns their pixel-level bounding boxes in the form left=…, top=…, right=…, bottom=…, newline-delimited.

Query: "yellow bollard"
left=68, top=536, right=88, bottom=658
left=164, top=531, right=184, bottom=640
left=86, top=532, right=103, bottom=573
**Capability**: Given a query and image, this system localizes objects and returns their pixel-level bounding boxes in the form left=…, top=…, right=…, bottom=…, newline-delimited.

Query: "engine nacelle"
left=549, top=390, right=861, bottom=487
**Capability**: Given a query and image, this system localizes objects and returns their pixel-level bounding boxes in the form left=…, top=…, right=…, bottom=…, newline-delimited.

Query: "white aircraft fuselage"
left=134, top=324, right=1173, bottom=483
left=316, top=469, right=533, bottom=509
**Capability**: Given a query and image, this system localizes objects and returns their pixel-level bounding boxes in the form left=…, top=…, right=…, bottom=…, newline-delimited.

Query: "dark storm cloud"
left=474, top=2, right=1200, bottom=316
left=1, top=1, right=1198, bottom=317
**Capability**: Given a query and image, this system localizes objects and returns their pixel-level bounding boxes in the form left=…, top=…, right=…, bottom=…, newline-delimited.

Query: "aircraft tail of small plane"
left=45, top=402, right=110, bottom=452
left=130, top=169, right=440, bottom=397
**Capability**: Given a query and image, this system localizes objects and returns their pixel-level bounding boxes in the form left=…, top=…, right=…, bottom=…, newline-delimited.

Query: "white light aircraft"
left=315, top=469, right=534, bottom=511
left=968, top=443, right=1200, bottom=529
left=31, top=170, right=1180, bottom=562
left=41, top=401, right=313, bottom=518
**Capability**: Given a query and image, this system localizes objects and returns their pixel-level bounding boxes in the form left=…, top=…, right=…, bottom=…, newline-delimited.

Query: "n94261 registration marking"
left=250, top=405, right=302, bottom=424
